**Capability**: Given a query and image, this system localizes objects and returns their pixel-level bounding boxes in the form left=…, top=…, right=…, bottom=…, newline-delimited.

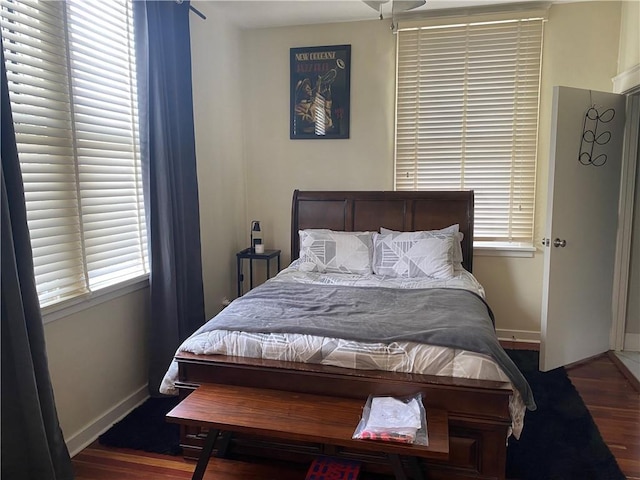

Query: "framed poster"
left=290, top=44, right=351, bottom=139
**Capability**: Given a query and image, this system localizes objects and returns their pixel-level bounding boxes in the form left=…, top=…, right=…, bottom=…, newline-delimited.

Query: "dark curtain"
left=1, top=45, right=75, bottom=480
left=134, top=1, right=206, bottom=395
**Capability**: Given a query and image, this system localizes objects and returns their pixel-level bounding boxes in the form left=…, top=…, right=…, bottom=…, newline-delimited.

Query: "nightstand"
left=236, top=248, right=281, bottom=297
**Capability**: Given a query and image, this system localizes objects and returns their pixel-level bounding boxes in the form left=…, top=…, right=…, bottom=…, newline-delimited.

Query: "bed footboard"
left=174, top=353, right=511, bottom=480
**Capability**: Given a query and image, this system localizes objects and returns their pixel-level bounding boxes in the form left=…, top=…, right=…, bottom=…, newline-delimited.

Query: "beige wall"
left=239, top=1, right=623, bottom=336
left=45, top=288, right=148, bottom=451
left=618, top=0, right=640, bottom=73
left=241, top=20, right=396, bottom=258
left=191, top=1, right=247, bottom=318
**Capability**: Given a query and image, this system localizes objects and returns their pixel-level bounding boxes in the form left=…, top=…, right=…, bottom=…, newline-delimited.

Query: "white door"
left=540, top=86, right=626, bottom=372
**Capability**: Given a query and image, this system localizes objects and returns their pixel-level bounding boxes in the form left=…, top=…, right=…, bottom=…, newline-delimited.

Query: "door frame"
left=611, top=70, right=640, bottom=351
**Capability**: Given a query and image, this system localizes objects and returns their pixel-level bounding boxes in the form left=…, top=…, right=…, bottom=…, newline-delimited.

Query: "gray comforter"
left=209, top=281, right=536, bottom=410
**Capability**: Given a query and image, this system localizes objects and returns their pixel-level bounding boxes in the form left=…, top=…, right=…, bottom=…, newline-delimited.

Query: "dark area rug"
left=505, top=349, right=625, bottom=480
left=98, top=351, right=625, bottom=479
left=98, top=395, right=181, bottom=455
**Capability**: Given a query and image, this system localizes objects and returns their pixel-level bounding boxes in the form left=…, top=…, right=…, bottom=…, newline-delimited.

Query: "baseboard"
left=608, top=351, right=640, bottom=393
left=497, top=329, right=540, bottom=343
left=65, top=384, right=149, bottom=457
left=497, top=329, right=540, bottom=351
left=624, top=333, right=640, bottom=351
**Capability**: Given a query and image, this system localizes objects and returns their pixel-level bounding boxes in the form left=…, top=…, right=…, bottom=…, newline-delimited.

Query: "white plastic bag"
left=352, top=393, right=428, bottom=445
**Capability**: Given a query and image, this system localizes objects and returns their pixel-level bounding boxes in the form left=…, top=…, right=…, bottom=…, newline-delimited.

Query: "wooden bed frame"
left=174, top=190, right=514, bottom=480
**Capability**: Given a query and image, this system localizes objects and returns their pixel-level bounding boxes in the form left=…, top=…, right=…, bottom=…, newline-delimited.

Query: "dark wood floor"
left=72, top=353, right=639, bottom=480
left=566, top=353, right=640, bottom=480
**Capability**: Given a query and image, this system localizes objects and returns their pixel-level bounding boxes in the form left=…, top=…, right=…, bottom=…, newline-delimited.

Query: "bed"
left=162, top=190, right=535, bottom=480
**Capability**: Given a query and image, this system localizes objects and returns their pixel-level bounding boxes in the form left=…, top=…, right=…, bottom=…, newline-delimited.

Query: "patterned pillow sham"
left=298, top=229, right=374, bottom=274
left=380, top=224, right=464, bottom=270
left=372, top=230, right=456, bottom=279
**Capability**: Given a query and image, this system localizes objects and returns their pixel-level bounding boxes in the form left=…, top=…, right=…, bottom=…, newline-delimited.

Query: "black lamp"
left=250, top=220, right=261, bottom=252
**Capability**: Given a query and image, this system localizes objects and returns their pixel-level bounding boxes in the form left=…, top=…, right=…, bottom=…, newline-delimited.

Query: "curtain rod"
left=189, top=5, right=206, bottom=20
left=175, top=0, right=207, bottom=20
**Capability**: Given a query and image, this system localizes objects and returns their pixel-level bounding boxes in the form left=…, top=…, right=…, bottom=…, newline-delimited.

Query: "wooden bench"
left=166, top=383, right=449, bottom=480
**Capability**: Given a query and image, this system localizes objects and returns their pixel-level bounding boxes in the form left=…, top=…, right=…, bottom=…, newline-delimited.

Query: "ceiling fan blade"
left=363, top=0, right=389, bottom=11
left=392, top=0, right=427, bottom=14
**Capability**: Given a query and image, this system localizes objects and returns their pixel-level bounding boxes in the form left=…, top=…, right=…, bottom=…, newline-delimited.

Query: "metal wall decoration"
left=578, top=105, right=615, bottom=167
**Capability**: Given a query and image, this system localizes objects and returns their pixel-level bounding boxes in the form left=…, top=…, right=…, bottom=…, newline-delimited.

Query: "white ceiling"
left=195, top=0, right=554, bottom=29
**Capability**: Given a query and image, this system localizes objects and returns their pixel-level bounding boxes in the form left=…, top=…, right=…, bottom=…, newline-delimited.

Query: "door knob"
left=553, top=238, right=567, bottom=247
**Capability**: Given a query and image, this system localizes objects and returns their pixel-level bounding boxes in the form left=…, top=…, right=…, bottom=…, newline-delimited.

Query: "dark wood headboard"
left=291, top=190, right=474, bottom=272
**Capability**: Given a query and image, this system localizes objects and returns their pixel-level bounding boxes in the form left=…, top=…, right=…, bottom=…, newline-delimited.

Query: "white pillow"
left=298, top=229, right=373, bottom=274
left=372, top=230, right=456, bottom=279
left=380, top=224, right=464, bottom=270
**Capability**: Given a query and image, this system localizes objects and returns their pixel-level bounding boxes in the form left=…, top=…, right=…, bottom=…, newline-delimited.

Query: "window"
left=1, top=0, right=147, bottom=308
left=395, top=15, right=544, bottom=244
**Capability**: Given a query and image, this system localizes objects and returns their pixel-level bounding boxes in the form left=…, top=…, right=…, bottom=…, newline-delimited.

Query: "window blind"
left=1, top=0, right=147, bottom=308
left=395, top=17, right=544, bottom=243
